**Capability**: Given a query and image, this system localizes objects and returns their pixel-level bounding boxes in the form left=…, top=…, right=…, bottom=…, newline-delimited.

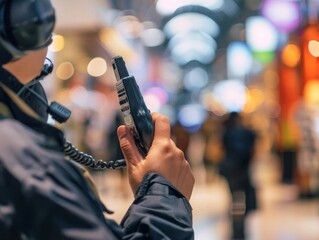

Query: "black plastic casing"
left=112, top=56, right=154, bottom=157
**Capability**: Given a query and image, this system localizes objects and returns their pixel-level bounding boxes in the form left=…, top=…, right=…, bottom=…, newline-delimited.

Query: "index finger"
left=151, top=112, right=171, bottom=143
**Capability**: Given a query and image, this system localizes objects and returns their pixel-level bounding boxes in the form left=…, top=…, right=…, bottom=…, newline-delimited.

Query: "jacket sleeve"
left=121, top=173, right=194, bottom=240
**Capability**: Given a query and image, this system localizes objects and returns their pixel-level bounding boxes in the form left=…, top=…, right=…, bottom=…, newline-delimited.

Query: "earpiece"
left=0, top=0, right=55, bottom=65
left=0, top=1, right=125, bottom=171
left=15, top=57, right=71, bottom=123
left=40, top=57, right=54, bottom=78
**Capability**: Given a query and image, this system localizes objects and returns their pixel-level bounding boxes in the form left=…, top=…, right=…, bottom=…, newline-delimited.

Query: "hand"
left=117, top=112, right=195, bottom=200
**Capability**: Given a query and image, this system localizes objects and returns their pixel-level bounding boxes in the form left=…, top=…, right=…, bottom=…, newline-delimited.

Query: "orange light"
left=304, top=79, right=319, bottom=105
left=281, top=43, right=300, bottom=68
left=301, top=23, right=319, bottom=92
left=98, top=28, right=138, bottom=61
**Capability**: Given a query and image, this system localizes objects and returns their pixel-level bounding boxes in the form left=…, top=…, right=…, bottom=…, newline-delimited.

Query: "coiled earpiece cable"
left=63, top=139, right=127, bottom=170
left=12, top=58, right=126, bottom=171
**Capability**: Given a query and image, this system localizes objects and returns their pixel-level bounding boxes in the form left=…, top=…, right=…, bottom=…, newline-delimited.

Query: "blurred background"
left=47, top=0, right=319, bottom=239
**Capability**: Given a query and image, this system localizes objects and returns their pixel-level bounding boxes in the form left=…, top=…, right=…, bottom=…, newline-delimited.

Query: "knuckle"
left=161, top=139, right=172, bottom=152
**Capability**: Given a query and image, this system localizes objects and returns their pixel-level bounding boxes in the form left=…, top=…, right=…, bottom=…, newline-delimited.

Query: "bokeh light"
left=144, top=85, right=169, bottom=112
left=156, top=0, right=224, bottom=16
left=308, top=40, right=319, bottom=57
left=178, top=103, right=207, bottom=132
left=246, top=16, right=279, bottom=63
left=168, top=32, right=217, bottom=65
left=163, top=12, right=220, bottom=39
left=183, top=67, right=209, bottom=91
left=281, top=43, right=301, bottom=67
left=227, top=42, right=253, bottom=78
left=261, top=0, right=302, bottom=33
left=212, top=79, right=247, bottom=112
left=304, top=80, right=319, bottom=105
left=49, top=34, right=65, bottom=52
left=87, top=57, right=107, bottom=77
left=56, top=61, right=75, bottom=80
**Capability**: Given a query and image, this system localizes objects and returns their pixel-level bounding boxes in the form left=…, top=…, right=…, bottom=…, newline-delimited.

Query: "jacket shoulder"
left=0, top=118, right=39, bottom=149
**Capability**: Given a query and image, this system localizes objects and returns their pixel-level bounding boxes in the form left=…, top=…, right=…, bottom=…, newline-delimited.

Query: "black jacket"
left=0, top=82, right=194, bottom=239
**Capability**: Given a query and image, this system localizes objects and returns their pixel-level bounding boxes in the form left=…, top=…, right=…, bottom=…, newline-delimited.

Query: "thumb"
left=117, top=125, right=142, bottom=166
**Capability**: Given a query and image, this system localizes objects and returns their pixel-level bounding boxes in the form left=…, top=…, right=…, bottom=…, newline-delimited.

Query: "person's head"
left=229, top=111, right=239, bottom=120
left=224, top=111, right=242, bottom=126
left=0, top=0, right=55, bottom=83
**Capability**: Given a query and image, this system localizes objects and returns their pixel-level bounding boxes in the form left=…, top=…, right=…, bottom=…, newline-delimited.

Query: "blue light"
left=178, top=103, right=207, bottom=132
left=227, top=42, right=253, bottom=78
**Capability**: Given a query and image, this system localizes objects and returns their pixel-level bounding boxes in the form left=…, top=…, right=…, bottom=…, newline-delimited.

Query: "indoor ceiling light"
left=163, top=12, right=220, bottom=39
left=140, top=28, right=165, bottom=47
left=168, top=32, right=217, bottom=65
left=156, top=0, right=224, bottom=16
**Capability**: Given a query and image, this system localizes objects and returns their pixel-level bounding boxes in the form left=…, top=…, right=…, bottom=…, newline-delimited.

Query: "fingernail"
left=118, top=126, right=127, bottom=139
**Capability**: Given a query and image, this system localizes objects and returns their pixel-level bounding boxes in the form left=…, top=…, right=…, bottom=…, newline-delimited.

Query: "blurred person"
left=0, top=1, right=195, bottom=239
left=172, top=120, right=191, bottom=161
left=108, top=111, right=125, bottom=165
left=105, top=110, right=130, bottom=197
left=218, top=111, right=257, bottom=240
left=200, top=112, right=224, bottom=183
left=294, top=100, right=319, bottom=199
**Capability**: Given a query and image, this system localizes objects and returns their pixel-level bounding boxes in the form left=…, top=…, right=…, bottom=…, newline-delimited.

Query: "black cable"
left=63, top=139, right=127, bottom=170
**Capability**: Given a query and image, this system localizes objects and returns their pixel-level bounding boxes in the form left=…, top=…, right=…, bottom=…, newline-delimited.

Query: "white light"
left=144, top=86, right=169, bottom=111
left=212, top=79, right=247, bottom=112
left=309, top=40, right=319, bottom=57
left=140, top=28, right=165, bottom=47
left=264, top=2, right=298, bottom=24
left=70, top=86, right=89, bottom=108
left=163, top=13, right=220, bottom=38
left=183, top=67, right=209, bottom=90
left=144, top=94, right=161, bottom=112
left=156, top=0, right=224, bottom=16
left=87, top=57, right=107, bottom=77
left=246, top=16, right=279, bottom=52
left=168, top=32, right=216, bottom=65
left=70, top=87, right=106, bottom=110
left=227, top=42, right=253, bottom=78
left=261, top=0, right=301, bottom=32
left=56, top=61, right=74, bottom=80
left=49, top=34, right=64, bottom=52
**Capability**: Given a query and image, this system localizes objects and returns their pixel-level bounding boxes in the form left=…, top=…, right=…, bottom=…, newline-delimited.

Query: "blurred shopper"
left=172, top=120, right=191, bottom=161
left=219, top=111, right=257, bottom=239
left=108, top=111, right=125, bottom=165
left=200, top=112, right=224, bottom=183
left=0, top=1, right=194, bottom=239
left=294, top=101, right=319, bottom=199
left=106, top=110, right=130, bottom=196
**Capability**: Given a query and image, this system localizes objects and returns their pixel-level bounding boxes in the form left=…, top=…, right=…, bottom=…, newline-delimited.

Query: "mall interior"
left=47, top=0, right=319, bottom=239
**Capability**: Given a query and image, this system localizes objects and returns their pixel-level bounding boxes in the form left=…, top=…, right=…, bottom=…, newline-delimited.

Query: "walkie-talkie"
left=112, top=56, right=154, bottom=157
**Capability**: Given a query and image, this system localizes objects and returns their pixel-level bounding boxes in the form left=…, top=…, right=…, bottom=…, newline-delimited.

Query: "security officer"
left=0, top=0, right=195, bottom=239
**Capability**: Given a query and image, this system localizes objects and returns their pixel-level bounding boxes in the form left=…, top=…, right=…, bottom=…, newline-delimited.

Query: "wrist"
left=134, top=172, right=185, bottom=199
